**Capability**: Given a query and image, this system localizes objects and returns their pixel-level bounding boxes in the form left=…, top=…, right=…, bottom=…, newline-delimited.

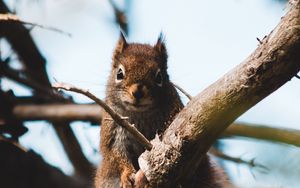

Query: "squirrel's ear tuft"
left=154, top=32, right=168, bottom=66
left=115, top=31, right=128, bottom=55
left=154, top=32, right=166, bottom=53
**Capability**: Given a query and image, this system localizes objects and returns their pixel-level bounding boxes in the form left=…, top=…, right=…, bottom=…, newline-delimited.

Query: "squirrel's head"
left=107, top=32, right=170, bottom=112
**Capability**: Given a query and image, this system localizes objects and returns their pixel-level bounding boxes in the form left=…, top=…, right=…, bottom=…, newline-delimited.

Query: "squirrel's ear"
left=154, top=32, right=166, bottom=53
left=154, top=32, right=168, bottom=63
left=115, top=31, right=128, bottom=54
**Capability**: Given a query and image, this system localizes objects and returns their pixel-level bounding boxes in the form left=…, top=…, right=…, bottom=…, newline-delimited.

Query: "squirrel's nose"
left=132, top=89, right=144, bottom=100
left=130, top=84, right=145, bottom=100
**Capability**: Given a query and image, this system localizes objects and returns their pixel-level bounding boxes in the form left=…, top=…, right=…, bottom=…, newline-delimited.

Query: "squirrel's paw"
left=134, top=170, right=149, bottom=188
left=120, top=169, right=135, bottom=188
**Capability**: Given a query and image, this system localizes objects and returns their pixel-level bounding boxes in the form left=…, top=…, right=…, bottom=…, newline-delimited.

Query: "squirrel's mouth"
left=123, top=101, right=152, bottom=112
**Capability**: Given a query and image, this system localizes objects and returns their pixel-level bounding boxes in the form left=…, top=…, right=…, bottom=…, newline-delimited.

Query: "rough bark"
left=138, top=1, right=300, bottom=186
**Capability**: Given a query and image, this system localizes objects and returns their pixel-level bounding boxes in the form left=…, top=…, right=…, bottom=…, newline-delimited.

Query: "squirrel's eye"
left=155, top=69, right=163, bottom=87
left=116, top=64, right=125, bottom=83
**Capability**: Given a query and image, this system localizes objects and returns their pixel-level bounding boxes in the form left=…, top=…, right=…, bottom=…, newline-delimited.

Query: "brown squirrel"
left=95, top=33, right=230, bottom=188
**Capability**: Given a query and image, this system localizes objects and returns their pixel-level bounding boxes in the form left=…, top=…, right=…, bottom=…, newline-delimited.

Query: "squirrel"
left=94, top=33, right=230, bottom=188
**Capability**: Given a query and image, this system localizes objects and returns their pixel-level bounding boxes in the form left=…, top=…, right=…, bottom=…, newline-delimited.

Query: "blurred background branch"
left=0, top=0, right=93, bottom=185
left=109, top=0, right=129, bottom=35
left=10, top=101, right=300, bottom=148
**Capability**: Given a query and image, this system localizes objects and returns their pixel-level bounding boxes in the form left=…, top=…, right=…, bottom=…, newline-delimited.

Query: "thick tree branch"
left=138, top=1, right=300, bottom=186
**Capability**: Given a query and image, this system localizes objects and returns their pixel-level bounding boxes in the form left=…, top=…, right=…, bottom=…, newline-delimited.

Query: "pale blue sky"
left=3, top=0, right=300, bottom=187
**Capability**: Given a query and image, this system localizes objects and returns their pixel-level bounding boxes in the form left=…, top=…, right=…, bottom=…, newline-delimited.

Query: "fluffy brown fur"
left=95, top=33, right=230, bottom=188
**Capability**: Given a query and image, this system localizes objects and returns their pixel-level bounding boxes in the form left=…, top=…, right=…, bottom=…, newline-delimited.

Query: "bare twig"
left=0, top=13, right=71, bottom=37
left=209, top=147, right=268, bottom=170
left=256, top=37, right=263, bottom=44
left=52, top=82, right=152, bottom=150
left=108, top=0, right=128, bottom=34
left=171, top=82, right=193, bottom=100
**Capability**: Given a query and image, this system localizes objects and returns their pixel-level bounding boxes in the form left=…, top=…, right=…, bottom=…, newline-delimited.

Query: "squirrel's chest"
left=126, top=111, right=166, bottom=139
left=109, top=112, right=166, bottom=156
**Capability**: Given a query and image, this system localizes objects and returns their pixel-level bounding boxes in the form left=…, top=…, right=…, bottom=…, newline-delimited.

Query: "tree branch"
left=0, top=0, right=51, bottom=87
left=52, top=123, right=95, bottom=180
left=0, top=63, right=64, bottom=101
left=138, top=1, right=300, bottom=186
left=11, top=103, right=300, bottom=148
left=0, top=0, right=94, bottom=181
left=209, top=147, right=267, bottom=170
left=0, top=13, right=71, bottom=37
left=171, top=82, right=193, bottom=100
left=13, top=103, right=101, bottom=122
left=52, top=82, right=153, bottom=150
left=108, top=0, right=129, bottom=35
left=224, top=123, right=300, bottom=147
left=0, top=137, right=90, bottom=188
